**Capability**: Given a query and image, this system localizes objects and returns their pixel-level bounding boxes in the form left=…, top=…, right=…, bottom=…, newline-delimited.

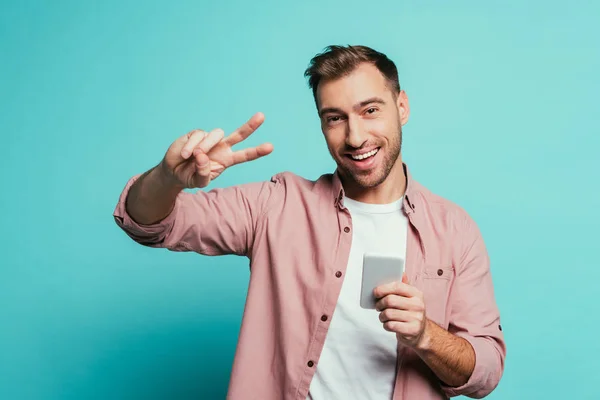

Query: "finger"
left=192, top=151, right=211, bottom=188
left=378, top=309, right=413, bottom=323
left=383, top=320, right=413, bottom=334
left=231, top=142, right=274, bottom=166
left=193, top=128, right=225, bottom=155
left=224, top=112, right=265, bottom=146
left=375, top=294, right=417, bottom=312
left=374, top=280, right=419, bottom=299
left=181, top=130, right=207, bottom=159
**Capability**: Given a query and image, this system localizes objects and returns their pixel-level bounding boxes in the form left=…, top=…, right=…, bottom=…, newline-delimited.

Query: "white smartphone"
left=360, top=253, right=405, bottom=309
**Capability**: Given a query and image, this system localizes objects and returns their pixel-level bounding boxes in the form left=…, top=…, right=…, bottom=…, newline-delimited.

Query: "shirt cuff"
left=112, top=174, right=178, bottom=245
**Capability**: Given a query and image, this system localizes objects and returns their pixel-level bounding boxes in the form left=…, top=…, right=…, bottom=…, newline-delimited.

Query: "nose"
left=345, top=115, right=367, bottom=148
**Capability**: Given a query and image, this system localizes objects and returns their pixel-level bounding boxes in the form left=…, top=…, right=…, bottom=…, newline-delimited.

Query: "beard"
left=336, top=124, right=402, bottom=190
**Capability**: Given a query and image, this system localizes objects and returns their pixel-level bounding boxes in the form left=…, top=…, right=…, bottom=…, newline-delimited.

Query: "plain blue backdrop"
left=1, top=0, right=599, bottom=399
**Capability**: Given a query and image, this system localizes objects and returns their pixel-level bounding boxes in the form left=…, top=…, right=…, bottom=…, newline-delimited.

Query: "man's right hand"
left=159, top=112, right=273, bottom=189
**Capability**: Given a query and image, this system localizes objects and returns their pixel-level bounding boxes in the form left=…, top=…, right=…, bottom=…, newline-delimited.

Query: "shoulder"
left=270, top=171, right=335, bottom=193
left=411, top=179, right=487, bottom=267
left=411, top=179, right=477, bottom=232
left=262, top=171, right=337, bottom=214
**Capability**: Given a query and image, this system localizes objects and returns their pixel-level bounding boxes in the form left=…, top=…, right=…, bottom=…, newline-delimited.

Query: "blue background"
left=1, top=0, right=598, bottom=398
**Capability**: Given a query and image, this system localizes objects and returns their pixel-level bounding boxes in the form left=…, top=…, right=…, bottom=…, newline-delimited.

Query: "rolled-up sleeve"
left=113, top=173, right=279, bottom=256
left=113, top=174, right=179, bottom=247
left=441, top=216, right=506, bottom=399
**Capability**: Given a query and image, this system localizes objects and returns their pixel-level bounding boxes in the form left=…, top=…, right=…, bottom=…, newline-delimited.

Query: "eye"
left=326, top=115, right=343, bottom=123
left=365, top=107, right=378, bottom=114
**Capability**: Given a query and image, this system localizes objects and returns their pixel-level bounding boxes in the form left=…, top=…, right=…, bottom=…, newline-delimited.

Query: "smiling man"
left=113, top=45, right=506, bottom=399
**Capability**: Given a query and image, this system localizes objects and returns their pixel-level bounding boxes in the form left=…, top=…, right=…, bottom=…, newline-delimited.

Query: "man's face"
left=317, top=63, right=409, bottom=190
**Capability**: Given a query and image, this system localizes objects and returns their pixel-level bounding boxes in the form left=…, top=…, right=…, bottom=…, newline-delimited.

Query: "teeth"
left=351, top=148, right=379, bottom=160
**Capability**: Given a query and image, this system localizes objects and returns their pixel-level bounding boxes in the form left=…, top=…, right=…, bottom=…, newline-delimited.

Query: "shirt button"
left=335, top=271, right=342, bottom=278
left=307, top=360, right=314, bottom=367
left=344, top=226, right=350, bottom=233
left=321, top=315, right=328, bottom=322
left=437, top=269, right=443, bottom=276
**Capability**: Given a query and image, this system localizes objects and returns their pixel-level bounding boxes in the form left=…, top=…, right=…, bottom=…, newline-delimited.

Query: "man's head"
left=304, top=45, right=410, bottom=196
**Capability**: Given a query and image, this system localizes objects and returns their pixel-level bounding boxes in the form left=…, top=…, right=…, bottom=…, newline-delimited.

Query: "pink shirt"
left=113, top=164, right=506, bottom=399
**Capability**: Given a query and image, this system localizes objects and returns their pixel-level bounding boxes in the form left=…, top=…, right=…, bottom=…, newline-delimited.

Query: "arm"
left=375, top=279, right=476, bottom=387
left=125, top=164, right=184, bottom=226
left=113, top=112, right=276, bottom=255
left=375, top=218, right=505, bottom=398
left=437, top=217, right=506, bottom=398
left=113, top=172, right=278, bottom=255
left=413, top=319, right=476, bottom=387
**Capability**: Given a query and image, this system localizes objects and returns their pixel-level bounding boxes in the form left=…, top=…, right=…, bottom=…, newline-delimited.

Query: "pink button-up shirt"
left=113, top=164, right=506, bottom=399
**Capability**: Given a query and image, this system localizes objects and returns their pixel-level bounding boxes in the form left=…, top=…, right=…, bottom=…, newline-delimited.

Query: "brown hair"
left=304, top=45, right=401, bottom=105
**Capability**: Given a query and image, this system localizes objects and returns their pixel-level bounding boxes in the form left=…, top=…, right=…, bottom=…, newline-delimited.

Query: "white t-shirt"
left=308, top=196, right=409, bottom=400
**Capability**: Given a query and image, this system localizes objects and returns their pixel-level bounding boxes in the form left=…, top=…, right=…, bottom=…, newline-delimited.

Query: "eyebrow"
left=319, top=97, right=387, bottom=117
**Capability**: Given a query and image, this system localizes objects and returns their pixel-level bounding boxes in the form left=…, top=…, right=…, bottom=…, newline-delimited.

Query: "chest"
left=258, top=202, right=457, bottom=328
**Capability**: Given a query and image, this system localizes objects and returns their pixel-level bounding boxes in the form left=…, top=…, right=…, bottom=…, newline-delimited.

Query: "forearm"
left=125, top=165, right=184, bottom=225
left=414, top=319, right=476, bottom=387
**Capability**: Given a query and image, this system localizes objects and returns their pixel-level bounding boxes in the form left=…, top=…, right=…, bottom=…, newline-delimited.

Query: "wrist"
left=154, top=162, right=185, bottom=193
left=415, top=319, right=435, bottom=352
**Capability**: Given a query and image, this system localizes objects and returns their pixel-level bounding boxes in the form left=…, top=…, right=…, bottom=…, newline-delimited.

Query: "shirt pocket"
left=420, top=264, right=455, bottom=328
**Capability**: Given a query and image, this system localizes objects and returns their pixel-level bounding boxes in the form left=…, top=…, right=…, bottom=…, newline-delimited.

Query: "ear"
left=396, top=90, right=410, bottom=126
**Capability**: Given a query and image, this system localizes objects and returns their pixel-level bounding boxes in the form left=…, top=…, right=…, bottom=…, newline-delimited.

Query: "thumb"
left=402, top=273, right=409, bottom=284
left=192, top=151, right=211, bottom=188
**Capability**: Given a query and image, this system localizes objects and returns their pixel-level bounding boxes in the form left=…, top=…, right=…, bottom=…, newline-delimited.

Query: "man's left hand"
left=374, top=274, right=428, bottom=348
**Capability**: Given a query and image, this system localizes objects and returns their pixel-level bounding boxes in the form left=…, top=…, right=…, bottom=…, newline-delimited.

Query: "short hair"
left=304, top=45, right=401, bottom=105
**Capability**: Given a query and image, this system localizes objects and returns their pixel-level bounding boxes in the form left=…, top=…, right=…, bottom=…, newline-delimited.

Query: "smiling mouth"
left=347, top=147, right=380, bottom=161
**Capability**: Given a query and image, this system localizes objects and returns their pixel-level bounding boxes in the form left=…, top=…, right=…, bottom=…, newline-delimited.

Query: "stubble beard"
left=338, top=125, right=402, bottom=190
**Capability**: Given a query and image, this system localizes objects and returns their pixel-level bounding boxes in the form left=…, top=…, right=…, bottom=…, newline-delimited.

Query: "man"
left=113, top=45, right=506, bottom=399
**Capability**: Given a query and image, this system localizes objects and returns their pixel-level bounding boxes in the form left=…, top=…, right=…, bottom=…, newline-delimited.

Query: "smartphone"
left=360, top=253, right=405, bottom=309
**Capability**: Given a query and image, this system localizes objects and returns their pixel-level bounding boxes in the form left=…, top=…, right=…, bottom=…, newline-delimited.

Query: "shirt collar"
left=332, top=163, right=417, bottom=214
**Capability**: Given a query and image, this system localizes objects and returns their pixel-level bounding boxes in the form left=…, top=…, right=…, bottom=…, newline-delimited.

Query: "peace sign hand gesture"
left=160, top=112, right=273, bottom=189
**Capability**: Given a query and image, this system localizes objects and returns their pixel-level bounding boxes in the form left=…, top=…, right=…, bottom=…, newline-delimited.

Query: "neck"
left=341, top=157, right=407, bottom=204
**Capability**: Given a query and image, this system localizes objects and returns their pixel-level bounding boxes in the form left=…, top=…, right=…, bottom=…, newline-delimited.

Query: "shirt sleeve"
left=440, top=215, right=507, bottom=399
left=112, top=173, right=279, bottom=256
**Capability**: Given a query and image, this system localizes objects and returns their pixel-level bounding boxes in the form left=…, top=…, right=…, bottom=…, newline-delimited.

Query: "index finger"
left=374, top=278, right=418, bottom=299
left=231, top=142, right=274, bottom=165
left=194, top=128, right=225, bottom=154
left=224, top=112, right=265, bottom=146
